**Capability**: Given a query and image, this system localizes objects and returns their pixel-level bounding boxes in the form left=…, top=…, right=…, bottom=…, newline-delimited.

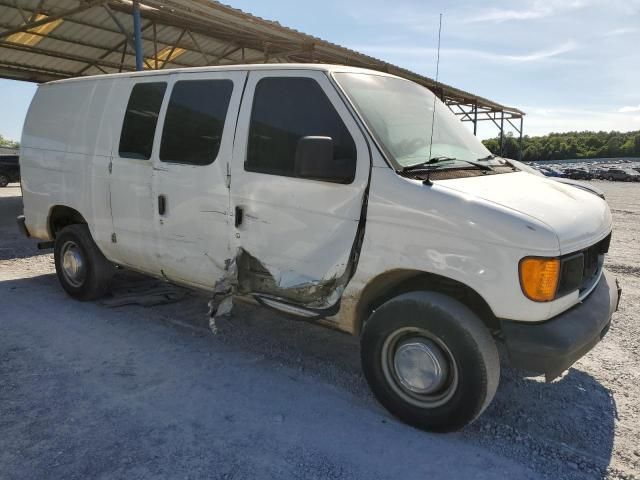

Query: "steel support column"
left=518, top=116, right=524, bottom=161
left=473, top=102, right=478, bottom=136
left=132, top=0, right=143, bottom=71
left=499, top=110, right=505, bottom=156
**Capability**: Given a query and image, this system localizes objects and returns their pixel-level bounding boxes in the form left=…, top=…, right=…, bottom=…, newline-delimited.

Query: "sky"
left=1, top=0, right=639, bottom=141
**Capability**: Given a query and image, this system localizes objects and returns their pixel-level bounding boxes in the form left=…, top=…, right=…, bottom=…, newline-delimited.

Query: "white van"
left=17, top=64, right=620, bottom=432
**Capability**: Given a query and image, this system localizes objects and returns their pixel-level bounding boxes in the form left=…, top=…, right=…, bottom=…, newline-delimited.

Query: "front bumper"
left=501, top=269, right=621, bottom=380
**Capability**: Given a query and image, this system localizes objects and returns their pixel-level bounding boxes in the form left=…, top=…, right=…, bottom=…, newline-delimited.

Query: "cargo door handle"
left=235, top=206, right=243, bottom=227
left=158, top=195, right=167, bottom=216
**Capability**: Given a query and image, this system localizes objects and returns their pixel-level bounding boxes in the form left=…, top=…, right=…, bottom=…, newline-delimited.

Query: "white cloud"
left=602, top=27, right=639, bottom=37
left=353, top=41, right=579, bottom=63
left=498, top=41, right=579, bottom=62
left=464, top=7, right=551, bottom=23
left=463, top=0, right=587, bottom=24
left=618, top=104, right=640, bottom=113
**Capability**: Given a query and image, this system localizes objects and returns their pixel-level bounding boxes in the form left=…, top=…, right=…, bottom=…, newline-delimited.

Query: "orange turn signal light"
left=519, top=257, right=560, bottom=302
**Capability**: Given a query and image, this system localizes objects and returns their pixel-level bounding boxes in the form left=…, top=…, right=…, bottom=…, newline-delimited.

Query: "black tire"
left=54, top=224, right=114, bottom=300
left=0, top=174, right=9, bottom=188
left=361, top=291, right=500, bottom=432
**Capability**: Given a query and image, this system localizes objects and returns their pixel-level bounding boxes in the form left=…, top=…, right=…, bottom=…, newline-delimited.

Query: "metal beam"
left=93, top=63, right=108, bottom=74
left=103, top=4, right=152, bottom=70
left=11, top=0, right=29, bottom=24
left=29, top=0, right=46, bottom=22
left=75, top=21, right=153, bottom=75
left=161, top=28, right=187, bottom=69
left=119, top=40, right=126, bottom=73
left=506, top=118, right=521, bottom=132
left=0, top=20, right=128, bottom=52
left=0, top=0, right=107, bottom=38
left=0, top=40, right=136, bottom=71
left=211, top=44, right=242, bottom=64
left=499, top=111, right=505, bottom=156
left=452, top=104, right=474, bottom=123
left=132, top=0, right=143, bottom=70
left=113, top=0, right=299, bottom=49
left=0, top=1, right=202, bottom=60
left=518, top=117, right=524, bottom=161
left=0, top=59, right=71, bottom=79
left=473, top=102, right=478, bottom=135
left=187, top=29, right=210, bottom=64
left=152, top=21, right=158, bottom=69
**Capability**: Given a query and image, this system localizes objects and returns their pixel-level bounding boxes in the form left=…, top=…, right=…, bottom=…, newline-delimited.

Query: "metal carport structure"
left=0, top=0, right=525, bottom=156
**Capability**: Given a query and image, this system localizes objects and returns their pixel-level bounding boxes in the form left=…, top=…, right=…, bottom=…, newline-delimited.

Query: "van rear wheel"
left=54, top=224, right=114, bottom=300
left=360, top=291, right=500, bottom=432
left=0, top=174, right=9, bottom=188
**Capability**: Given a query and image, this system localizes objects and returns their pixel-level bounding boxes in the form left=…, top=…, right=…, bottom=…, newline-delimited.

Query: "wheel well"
left=355, top=270, right=499, bottom=335
left=48, top=205, right=87, bottom=238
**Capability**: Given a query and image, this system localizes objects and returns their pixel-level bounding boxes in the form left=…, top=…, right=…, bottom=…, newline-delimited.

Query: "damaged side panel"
left=237, top=248, right=346, bottom=309
left=217, top=69, right=372, bottom=326
left=210, top=182, right=370, bottom=324
left=210, top=216, right=365, bottom=322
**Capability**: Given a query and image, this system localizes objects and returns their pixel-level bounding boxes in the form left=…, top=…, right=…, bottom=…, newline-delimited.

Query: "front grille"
left=582, top=242, right=602, bottom=285
left=557, top=233, right=610, bottom=297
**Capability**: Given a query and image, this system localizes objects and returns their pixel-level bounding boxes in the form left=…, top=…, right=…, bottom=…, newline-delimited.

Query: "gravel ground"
left=1, top=181, right=639, bottom=479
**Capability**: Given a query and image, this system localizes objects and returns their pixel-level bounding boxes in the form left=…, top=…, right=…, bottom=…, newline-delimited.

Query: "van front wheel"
left=360, top=291, right=499, bottom=432
left=54, top=224, right=114, bottom=300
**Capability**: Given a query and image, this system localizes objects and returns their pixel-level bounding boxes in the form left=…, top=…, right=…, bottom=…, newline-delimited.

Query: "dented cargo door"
left=151, top=70, right=247, bottom=289
left=230, top=70, right=370, bottom=309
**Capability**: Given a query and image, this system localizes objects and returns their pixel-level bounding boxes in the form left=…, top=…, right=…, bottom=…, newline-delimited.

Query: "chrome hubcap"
left=393, top=338, right=449, bottom=394
left=61, top=241, right=85, bottom=287
left=382, top=327, right=459, bottom=408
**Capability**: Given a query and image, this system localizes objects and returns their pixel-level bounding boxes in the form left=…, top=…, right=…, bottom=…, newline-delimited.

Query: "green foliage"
left=0, top=134, right=20, bottom=149
left=482, top=130, right=640, bottom=161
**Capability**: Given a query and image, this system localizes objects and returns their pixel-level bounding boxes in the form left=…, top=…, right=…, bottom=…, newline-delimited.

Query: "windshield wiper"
left=403, top=156, right=455, bottom=171
left=404, top=156, right=492, bottom=172
left=477, top=154, right=497, bottom=161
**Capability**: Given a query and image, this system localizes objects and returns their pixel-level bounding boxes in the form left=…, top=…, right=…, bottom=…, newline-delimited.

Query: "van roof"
left=42, top=63, right=396, bottom=85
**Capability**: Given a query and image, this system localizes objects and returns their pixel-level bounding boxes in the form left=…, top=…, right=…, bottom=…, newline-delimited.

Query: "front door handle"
left=158, top=195, right=167, bottom=216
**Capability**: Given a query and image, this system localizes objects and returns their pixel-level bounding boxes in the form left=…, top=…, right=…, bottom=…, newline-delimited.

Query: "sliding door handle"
left=235, top=206, right=243, bottom=227
left=158, top=194, right=167, bottom=216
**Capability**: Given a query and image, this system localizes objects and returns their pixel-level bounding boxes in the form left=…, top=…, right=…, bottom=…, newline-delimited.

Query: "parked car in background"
left=590, top=168, right=607, bottom=179
left=603, top=168, right=640, bottom=181
left=509, top=160, right=605, bottom=199
left=0, top=155, right=20, bottom=187
left=564, top=168, right=592, bottom=180
left=539, top=167, right=564, bottom=177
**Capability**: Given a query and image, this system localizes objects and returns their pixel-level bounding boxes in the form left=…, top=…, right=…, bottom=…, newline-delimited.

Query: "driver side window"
left=245, top=77, right=356, bottom=182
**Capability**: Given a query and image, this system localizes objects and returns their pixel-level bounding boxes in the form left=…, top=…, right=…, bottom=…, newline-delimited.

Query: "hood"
left=439, top=171, right=612, bottom=254
left=551, top=177, right=605, bottom=199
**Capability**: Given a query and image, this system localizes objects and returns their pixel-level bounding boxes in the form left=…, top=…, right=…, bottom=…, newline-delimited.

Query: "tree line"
left=0, top=134, right=20, bottom=149
left=482, top=130, right=640, bottom=162
left=4, top=130, right=640, bottom=162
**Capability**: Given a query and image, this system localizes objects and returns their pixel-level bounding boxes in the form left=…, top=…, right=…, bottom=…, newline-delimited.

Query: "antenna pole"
left=427, top=13, right=443, bottom=164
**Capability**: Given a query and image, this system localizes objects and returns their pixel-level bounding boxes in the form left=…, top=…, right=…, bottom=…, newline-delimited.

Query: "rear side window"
left=119, top=82, right=166, bottom=160
left=245, top=77, right=356, bottom=180
left=160, top=79, right=233, bottom=165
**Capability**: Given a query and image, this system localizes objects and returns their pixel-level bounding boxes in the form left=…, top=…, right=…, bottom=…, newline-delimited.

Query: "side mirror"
left=294, top=136, right=353, bottom=184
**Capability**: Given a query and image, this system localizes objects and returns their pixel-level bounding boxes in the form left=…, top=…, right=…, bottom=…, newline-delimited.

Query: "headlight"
left=519, top=257, right=560, bottom=302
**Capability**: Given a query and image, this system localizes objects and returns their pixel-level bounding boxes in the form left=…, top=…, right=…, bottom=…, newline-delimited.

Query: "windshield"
left=334, top=73, right=492, bottom=169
